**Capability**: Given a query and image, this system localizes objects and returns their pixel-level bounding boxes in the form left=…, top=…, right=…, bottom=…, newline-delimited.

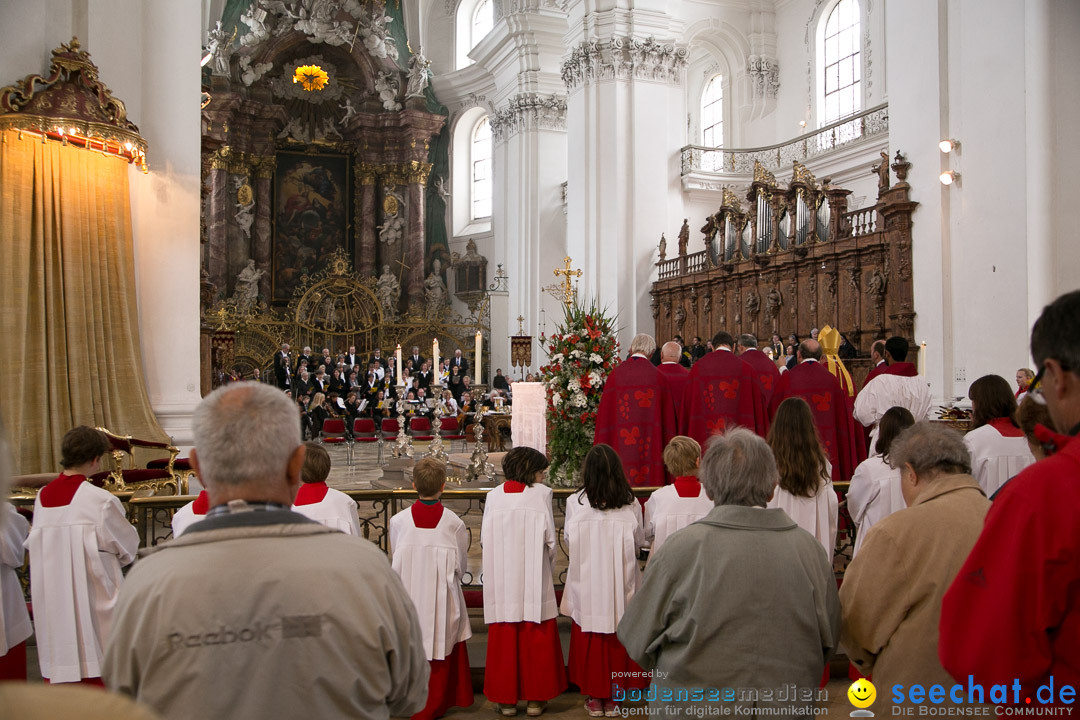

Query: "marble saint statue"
left=376, top=264, right=401, bottom=320
left=233, top=259, right=264, bottom=313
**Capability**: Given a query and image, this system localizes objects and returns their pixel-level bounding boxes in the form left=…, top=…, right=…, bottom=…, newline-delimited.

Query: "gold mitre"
left=819, top=325, right=855, bottom=397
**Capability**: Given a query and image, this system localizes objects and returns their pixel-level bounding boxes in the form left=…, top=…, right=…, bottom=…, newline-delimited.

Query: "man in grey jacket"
left=103, top=382, right=429, bottom=720
left=617, top=427, right=840, bottom=718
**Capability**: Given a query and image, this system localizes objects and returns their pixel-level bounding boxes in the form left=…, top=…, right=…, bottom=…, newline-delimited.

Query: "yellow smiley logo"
left=848, top=678, right=877, bottom=709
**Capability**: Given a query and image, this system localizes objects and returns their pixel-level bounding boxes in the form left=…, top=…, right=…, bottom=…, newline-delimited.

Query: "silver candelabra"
left=391, top=394, right=414, bottom=459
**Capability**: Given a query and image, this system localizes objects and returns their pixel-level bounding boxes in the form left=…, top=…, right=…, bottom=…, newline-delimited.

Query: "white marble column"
left=562, top=6, right=689, bottom=349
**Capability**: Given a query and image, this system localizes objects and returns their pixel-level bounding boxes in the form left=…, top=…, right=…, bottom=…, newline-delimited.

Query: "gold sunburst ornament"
left=292, top=65, right=329, bottom=92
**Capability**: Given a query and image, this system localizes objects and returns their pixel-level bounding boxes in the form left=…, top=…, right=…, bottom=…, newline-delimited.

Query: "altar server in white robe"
left=854, top=337, right=933, bottom=452
left=767, top=399, right=839, bottom=561
left=561, top=444, right=649, bottom=717
left=169, top=489, right=210, bottom=537
left=389, top=457, right=474, bottom=720
left=25, top=426, right=139, bottom=684
left=1, top=501, right=33, bottom=680
left=962, top=375, right=1036, bottom=497
left=290, top=443, right=361, bottom=536
left=644, top=436, right=712, bottom=555
left=847, top=407, right=915, bottom=557
left=482, top=447, right=568, bottom=717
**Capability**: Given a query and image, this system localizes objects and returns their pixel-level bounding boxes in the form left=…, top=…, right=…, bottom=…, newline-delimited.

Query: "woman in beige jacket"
left=839, top=422, right=990, bottom=703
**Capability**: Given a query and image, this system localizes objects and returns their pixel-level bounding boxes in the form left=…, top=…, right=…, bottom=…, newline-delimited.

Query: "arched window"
left=701, top=74, right=724, bottom=148
left=472, top=0, right=493, bottom=46
left=471, top=116, right=492, bottom=220
left=820, top=0, right=861, bottom=125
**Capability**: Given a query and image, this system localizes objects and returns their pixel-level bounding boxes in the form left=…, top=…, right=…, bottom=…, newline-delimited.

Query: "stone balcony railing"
left=680, top=103, right=889, bottom=178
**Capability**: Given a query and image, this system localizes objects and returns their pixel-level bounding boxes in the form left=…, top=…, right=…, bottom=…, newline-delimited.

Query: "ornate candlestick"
left=466, top=410, right=495, bottom=483
left=391, top=396, right=414, bottom=459
left=426, top=400, right=448, bottom=462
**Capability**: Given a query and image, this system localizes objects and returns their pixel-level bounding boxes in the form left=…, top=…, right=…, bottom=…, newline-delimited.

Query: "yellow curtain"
left=0, top=130, right=167, bottom=474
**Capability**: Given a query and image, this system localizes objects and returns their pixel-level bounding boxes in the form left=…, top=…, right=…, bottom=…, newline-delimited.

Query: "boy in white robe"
left=389, top=457, right=474, bottom=720
left=643, top=436, right=712, bottom=555
left=1, top=502, right=32, bottom=680
left=290, top=443, right=361, bottom=536
left=25, top=426, right=139, bottom=684
left=482, top=447, right=568, bottom=717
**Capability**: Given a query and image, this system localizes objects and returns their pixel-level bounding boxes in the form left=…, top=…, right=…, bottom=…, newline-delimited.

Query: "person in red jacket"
left=939, top=289, right=1080, bottom=702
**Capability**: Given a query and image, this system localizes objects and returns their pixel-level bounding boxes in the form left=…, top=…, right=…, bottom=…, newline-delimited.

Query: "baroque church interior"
left=0, top=0, right=1077, bottom=461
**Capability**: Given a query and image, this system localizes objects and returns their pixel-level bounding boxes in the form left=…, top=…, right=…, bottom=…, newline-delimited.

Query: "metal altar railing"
left=10, top=483, right=856, bottom=600
left=680, top=103, right=889, bottom=176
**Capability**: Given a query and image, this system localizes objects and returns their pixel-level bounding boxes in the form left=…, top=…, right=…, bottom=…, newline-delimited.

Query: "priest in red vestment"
left=737, top=334, right=781, bottom=409
left=681, top=331, right=769, bottom=446
left=656, top=341, right=691, bottom=421
left=770, top=340, right=865, bottom=483
left=595, top=334, right=677, bottom=488
left=860, top=340, right=889, bottom=390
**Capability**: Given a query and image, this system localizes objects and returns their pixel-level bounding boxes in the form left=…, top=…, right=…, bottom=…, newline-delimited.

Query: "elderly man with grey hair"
left=618, top=427, right=840, bottom=717
left=840, top=422, right=989, bottom=705
left=102, top=383, right=429, bottom=720
left=595, top=334, right=677, bottom=488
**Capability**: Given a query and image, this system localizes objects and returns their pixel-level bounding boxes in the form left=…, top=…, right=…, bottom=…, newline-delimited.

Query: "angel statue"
left=424, top=260, right=449, bottom=316
left=232, top=259, right=264, bottom=314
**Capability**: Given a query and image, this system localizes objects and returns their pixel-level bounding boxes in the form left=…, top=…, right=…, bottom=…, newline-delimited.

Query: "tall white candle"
left=432, top=339, right=440, bottom=385
left=475, top=330, right=483, bottom=384
left=920, top=341, right=927, bottom=376
left=395, top=344, right=403, bottom=386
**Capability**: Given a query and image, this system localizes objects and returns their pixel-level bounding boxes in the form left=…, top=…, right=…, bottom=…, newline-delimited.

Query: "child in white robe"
left=847, top=406, right=915, bottom=556
left=766, top=398, right=839, bottom=561
left=561, top=444, right=648, bottom=717
left=963, top=375, right=1036, bottom=497
left=290, top=443, right=361, bottom=536
left=482, top=447, right=567, bottom=717
left=1, top=502, right=32, bottom=680
left=389, top=457, right=473, bottom=720
left=644, top=436, right=712, bottom=555
left=26, top=426, right=139, bottom=684
left=170, top=490, right=210, bottom=537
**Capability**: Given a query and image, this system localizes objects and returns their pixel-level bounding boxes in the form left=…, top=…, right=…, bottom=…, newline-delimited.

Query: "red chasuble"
left=680, top=350, right=768, bottom=445
left=594, top=356, right=677, bottom=488
left=770, top=361, right=865, bottom=483
left=738, top=348, right=782, bottom=410
left=656, top=362, right=691, bottom=420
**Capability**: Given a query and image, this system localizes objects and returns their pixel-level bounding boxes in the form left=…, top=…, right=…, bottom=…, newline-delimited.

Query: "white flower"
left=551, top=353, right=564, bottom=364
left=551, top=393, right=562, bottom=407
left=571, top=349, right=584, bottom=359
left=567, top=377, right=581, bottom=392
left=588, top=370, right=602, bottom=387
left=589, top=353, right=603, bottom=364
left=571, top=392, right=588, bottom=408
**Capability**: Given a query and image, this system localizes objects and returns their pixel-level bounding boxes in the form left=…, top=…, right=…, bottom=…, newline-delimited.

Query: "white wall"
left=0, top=0, right=203, bottom=443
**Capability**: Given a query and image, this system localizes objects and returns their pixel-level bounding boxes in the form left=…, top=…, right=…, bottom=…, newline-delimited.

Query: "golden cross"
left=552, top=257, right=582, bottom=306
left=517, top=315, right=525, bottom=335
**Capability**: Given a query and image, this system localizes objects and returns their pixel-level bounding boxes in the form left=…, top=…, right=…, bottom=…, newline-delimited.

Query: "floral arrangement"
left=540, top=301, right=619, bottom=487
left=292, top=64, right=329, bottom=92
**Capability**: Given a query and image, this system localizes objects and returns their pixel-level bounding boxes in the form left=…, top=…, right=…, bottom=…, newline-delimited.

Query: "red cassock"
left=680, top=350, right=768, bottom=445
left=656, top=362, right=691, bottom=421
left=595, top=357, right=677, bottom=488
left=738, top=349, right=781, bottom=410
left=770, top=361, right=865, bottom=483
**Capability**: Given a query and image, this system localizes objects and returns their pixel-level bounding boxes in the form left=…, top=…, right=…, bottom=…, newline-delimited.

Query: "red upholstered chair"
left=439, top=416, right=467, bottom=452
left=380, top=417, right=400, bottom=439
left=352, top=417, right=381, bottom=462
left=319, top=418, right=353, bottom=466
left=408, top=416, right=434, bottom=441
left=94, top=427, right=180, bottom=494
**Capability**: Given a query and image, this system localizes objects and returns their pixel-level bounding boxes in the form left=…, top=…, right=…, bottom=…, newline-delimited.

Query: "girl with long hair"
left=767, top=397, right=839, bottom=560
left=963, top=374, right=1036, bottom=495
left=560, top=444, right=648, bottom=716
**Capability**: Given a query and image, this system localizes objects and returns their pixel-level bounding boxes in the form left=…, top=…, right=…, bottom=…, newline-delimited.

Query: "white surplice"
left=389, top=506, right=472, bottom=661
left=963, top=424, right=1036, bottom=497
left=559, top=490, right=644, bottom=633
left=846, top=455, right=906, bottom=557
left=26, top=483, right=138, bottom=682
left=170, top=500, right=204, bottom=538
left=643, top=484, right=714, bottom=554
left=767, top=471, right=838, bottom=561
left=1, top=504, right=32, bottom=655
left=854, top=374, right=934, bottom=452
left=481, top=482, right=558, bottom=624
left=292, top=487, right=362, bottom=536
